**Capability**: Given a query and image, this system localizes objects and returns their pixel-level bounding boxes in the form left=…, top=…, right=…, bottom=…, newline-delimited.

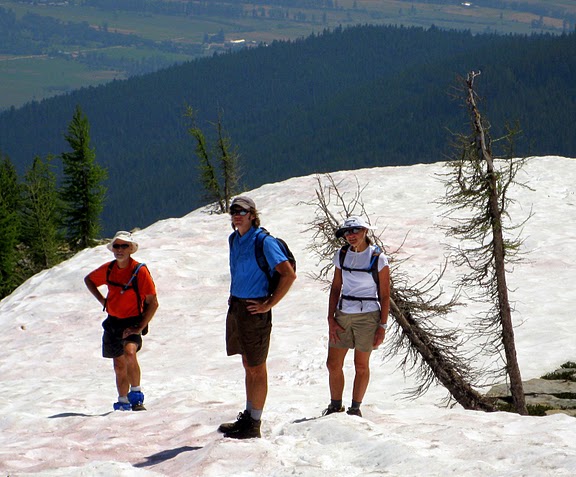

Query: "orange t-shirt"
left=88, top=258, right=156, bottom=319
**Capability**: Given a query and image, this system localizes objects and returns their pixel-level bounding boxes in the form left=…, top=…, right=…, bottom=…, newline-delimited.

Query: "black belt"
left=230, top=296, right=267, bottom=303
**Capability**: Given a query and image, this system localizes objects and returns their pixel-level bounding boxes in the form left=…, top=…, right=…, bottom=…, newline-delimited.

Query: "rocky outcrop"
left=487, top=371, right=576, bottom=417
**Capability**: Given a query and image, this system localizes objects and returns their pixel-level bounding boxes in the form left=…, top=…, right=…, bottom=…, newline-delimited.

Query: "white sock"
left=118, top=396, right=129, bottom=404
left=130, top=386, right=142, bottom=393
left=250, top=409, right=263, bottom=421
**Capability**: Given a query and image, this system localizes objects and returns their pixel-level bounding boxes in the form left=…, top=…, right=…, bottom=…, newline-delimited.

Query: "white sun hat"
left=335, top=216, right=376, bottom=239
left=107, top=230, right=139, bottom=253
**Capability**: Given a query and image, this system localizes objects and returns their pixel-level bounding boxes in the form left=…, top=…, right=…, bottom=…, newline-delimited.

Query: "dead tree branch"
left=302, top=173, right=496, bottom=410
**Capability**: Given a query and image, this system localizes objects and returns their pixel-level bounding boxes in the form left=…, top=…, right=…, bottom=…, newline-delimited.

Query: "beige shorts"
left=331, top=309, right=380, bottom=352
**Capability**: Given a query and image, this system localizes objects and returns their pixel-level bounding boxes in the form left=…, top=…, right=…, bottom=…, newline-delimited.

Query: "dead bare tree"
left=303, top=174, right=496, bottom=411
left=437, top=71, right=529, bottom=415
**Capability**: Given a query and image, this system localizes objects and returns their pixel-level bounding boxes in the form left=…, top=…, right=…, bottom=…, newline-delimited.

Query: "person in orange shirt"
left=85, top=231, right=159, bottom=411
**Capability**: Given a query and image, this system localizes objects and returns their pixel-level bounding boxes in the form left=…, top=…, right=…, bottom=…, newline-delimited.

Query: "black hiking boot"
left=322, top=404, right=345, bottom=416
left=218, top=410, right=250, bottom=434
left=346, top=407, right=362, bottom=417
left=224, top=417, right=261, bottom=439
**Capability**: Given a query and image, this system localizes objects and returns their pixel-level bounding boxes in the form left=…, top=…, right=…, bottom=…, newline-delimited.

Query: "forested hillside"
left=1, top=24, right=575, bottom=235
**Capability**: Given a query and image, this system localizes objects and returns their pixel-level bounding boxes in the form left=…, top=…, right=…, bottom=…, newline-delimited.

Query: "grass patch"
left=541, top=362, right=576, bottom=381
left=496, top=401, right=554, bottom=416
left=0, top=56, right=124, bottom=110
left=541, top=370, right=576, bottom=381
left=550, top=393, right=576, bottom=400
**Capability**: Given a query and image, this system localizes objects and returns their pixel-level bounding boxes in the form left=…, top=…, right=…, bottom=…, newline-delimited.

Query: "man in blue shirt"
left=219, top=196, right=296, bottom=439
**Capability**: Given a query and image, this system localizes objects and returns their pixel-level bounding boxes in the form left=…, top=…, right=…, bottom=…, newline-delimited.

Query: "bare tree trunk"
left=391, top=295, right=496, bottom=411
left=305, top=173, right=498, bottom=411
left=466, top=72, right=528, bottom=415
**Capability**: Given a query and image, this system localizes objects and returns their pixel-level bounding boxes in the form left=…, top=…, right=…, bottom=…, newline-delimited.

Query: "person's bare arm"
left=84, top=275, right=105, bottom=309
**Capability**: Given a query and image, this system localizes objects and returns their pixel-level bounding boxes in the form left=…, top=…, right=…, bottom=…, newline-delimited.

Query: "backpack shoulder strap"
left=338, top=246, right=383, bottom=308
left=103, top=260, right=117, bottom=312
left=230, top=229, right=272, bottom=277
left=339, top=244, right=350, bottom=269
left=369, top=247, right=381, bottom=287
left=106, top=260, right=128, bottom=288
left=131, top=262, right=146, bottom=315
left=255, top=228, right=271, bottom=276
left=106, top=260, right=116, bottom=282
left=103, top=260, right=146, bottom=313
left=340, top=244, right=381, bottom=286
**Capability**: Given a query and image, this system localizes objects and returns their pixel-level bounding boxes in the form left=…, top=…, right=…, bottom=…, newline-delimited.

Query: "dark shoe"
left=225, top=417, right=261, bottom=439
left=346, top=407, right=362, bottom=417
left=322, top=404, right=345, bottom=416
left=132, top=403, right=147, bottom=411
left=218, top=410, right=250, bottom=433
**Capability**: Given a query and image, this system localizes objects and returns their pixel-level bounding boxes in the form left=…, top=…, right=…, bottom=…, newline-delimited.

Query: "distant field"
left=0, top=55, right=123, bottom=109
left=0, top=0, right=573, bottom=110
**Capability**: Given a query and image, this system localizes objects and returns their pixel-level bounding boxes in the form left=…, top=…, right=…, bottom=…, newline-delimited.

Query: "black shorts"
left=226, top=297, right=272, bottom=367
left=102, top=315, right=143, bottom=359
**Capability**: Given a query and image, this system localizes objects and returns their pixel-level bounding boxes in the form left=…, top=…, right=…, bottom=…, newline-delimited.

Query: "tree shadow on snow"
left=133, top=446, right=202, bottom=468
left=292, top=416, right=321, bottom=423
left=48, top=412, right=113, bottom=418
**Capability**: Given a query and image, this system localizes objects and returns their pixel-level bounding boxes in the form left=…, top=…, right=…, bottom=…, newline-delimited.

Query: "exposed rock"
left=486, top=377, right=576, bottom=417
left=487, top=378, right=576, bottom=396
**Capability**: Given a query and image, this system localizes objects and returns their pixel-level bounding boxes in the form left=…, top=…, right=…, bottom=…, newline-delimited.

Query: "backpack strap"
left=130, top=263, right=146, bottom=316
left=229, top=229, right=272, bottom=278
left=338, top=245, right=382, bottom=310
left=255, top=228, right=272, bottom=277
left=340, top=244, right=380, bottom=274
left=104, top=260, right=147, bottom=316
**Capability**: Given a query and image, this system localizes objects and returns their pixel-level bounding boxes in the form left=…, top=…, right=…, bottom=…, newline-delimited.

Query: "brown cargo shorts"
left=226, top=297, right=272, bottom=367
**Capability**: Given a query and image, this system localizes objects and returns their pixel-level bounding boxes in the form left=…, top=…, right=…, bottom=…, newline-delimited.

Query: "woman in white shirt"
left=323, top=216, right=391, bottom=417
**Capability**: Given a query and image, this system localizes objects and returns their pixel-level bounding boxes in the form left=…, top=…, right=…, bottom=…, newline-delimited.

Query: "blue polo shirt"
left=229, top=227, right=288, bottom=299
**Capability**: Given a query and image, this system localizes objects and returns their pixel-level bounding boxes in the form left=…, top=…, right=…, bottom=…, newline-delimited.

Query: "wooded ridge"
left=0, top=24, right=574, bottom=235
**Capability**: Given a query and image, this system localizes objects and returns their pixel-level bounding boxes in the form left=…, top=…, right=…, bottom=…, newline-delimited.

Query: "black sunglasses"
left=343, top=227, right=364, bottom=236
left=230, top=208, right=249, bottom=216
left=112, top=243, right=131, bottom=249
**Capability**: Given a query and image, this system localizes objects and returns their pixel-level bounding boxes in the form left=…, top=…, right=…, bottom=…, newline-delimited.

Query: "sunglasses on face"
left=112, top=243, right=131, bottom=249
left=343, top=228, right=364, bottom=236
left=230, top=208, right=249, bottom=216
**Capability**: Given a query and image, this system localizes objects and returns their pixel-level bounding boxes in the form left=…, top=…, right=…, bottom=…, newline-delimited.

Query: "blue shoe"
left=113, top=401, right=132, bottom=411
left=127, top=391, right=145, bottom=406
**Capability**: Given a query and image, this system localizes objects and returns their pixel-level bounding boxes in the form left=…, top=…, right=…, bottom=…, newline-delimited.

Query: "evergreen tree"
left=21, top=155, right=62, bottom=272
left=185, top=107, right=241, bottom=213
left=186, top=106, right=224, bottom=213
left=0, top=154, right=22, bottom=298
left=60, top=105, right=107, bottom=250
left=216, top=111, right=241, bottom=212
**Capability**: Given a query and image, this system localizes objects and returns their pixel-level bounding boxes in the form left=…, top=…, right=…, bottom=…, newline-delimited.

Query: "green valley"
left=1, top=0, right=575, bottom=110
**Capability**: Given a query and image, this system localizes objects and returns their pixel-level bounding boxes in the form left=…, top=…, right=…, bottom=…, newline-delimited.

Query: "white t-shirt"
left=333, top=245, right=389, bottom=314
